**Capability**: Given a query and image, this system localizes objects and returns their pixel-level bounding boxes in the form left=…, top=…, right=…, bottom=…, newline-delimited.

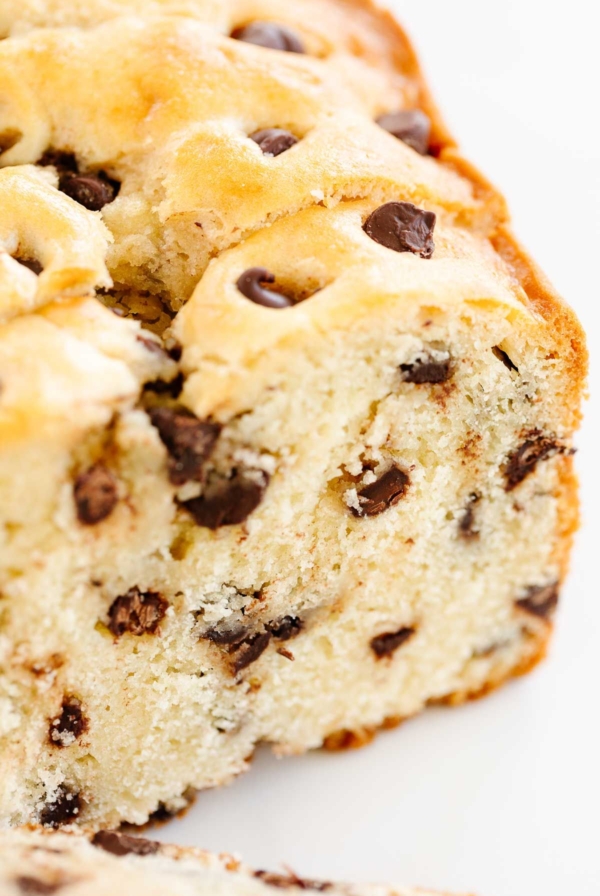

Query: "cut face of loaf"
left=0, top=0, right=586, bottom=829
left=0, top=828, right=460, bottom=896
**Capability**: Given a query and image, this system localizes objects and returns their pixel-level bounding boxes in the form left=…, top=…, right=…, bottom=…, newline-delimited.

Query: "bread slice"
left=0, top=0, right=586, bottom=828
left=0, top=828, right=463, bottom=896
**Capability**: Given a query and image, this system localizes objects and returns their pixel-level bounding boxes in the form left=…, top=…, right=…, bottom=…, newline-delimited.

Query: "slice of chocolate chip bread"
left=0, top=0, right=586, bottom=828
left=0, top=828, right=464, bottom=896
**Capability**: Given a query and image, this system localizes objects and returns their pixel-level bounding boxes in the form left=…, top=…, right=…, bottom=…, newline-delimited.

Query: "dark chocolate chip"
left=231, top=22, right=305, bottom=53
left=107, top=587, right=169, bottom=637
left=17, top=257, right=43, bottom=275
left=352, top=466, right=409, bottom=517
left=255, top=872, right=331, bottom=892
left=202, top=626, right=247, bottom=647
left=92, top=830, right=161, bottom=857
left=39, top=785, right=82, bottom=828
left=370, top=626, right=415, bottom=658
left=148, top=406, right=221, bottom=486
left=59, top=171, right=119, bottom=211
left=37, top=150, right=78, bottom=173
left=182, top=469, right=270, bottom=529
left=147, top=802, right=177, bottom=823
left=363, top=201, right=436, bottom=257
left=250, top=128, right=299, bottom=157
left=492, top=346, right=519, bottom=373
left=266, top=616, right=303, bottom=641
left=74, top=464, right=118, bottom=526
left=516, top=583, right=559, bottom=619
left=231, top=632, right=271, bottom=672
left=458, top=493, right=480, bottom=539
left=504, top=432, right=564, bottom=491
left=15, top=878, right=61, bottom=895
left=143, top=372, right=184, bottom=399
left=376, top=109, right=431, bottom=154
left=236, top=268, right=294, bottom=309
left=49, top=698, right=88, bottom=747
left=400, top=353, right=452, bottom=384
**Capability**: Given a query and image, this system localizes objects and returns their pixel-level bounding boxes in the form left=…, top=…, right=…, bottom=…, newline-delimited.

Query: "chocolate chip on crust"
left=236, top=268, right=294, bottom=308
left=251, top=128, right=299, bottom=157
left=148, top=407, right=221, bottom=486
left=363, top=201, right=436, bottom=257
left=231, top=22, right=305, bottom=53
left=400, top=352, right=453, bottom=384
left=255, top=871, right=332, bottom=891
left=15, top=877, right=62, bottom=894
left=49, top=698, right=88, bottom=747
left=107, top=587, right=169, bottom=637
left=376, top=109, right=431, bottom=154
left=92, top=830, right=161, bottom=857
left=504, top=432, right=565, bottom=491
left=515, top=582, right=559, bottom=619
left=232, top=631, right=271, bottom=673
left=266, top=616, right=303, bottom=640
left=352, top=466, right=410, bottom=517
left=370, top=626, right=415, bottom=658
left=74, top=464, right=118, bottom=525
left=182, top=469, right=270, bottom=529
left=39, top=785, right=82, bottom=828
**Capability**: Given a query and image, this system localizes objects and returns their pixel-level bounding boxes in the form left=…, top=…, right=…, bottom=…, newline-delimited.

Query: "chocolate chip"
left=400, top=352, right=452, bottom=384
left=39, top=785, right=82, bottom=827
left=92, top=830, right=161, bottom=857
left=143, top=372, right=184, bottom=398
left=515, top=583, right=559, bottom=619
left=492, top=345, right=519, bottom=373
left=376, top=109, right=431, bottom=154
left=363, top=201, right=436, bottom=257
left=504, top=432, right=564, bottom=491
left=231, top=22, right=305, bottom=53
left=37, top=150, right=78, bottom=173
left=458, top=493, right=480, bottom=539
left=370, top=626, right=415, bottom=658
left=59, top=171, right=119, bottom=211
left=352, top=466, right=409, bottom=517
left=74, top=464, right=118, bottom=525
left=182, top=469, right=270, bottom=529
left=17, top=257, right=43, bottom=275
left=148, top=407, right=221, bottom=486
left=49, top=698, right=88, bottom=747
left=250, top=128, right=299, bottom=157
left=107, top=587, right=169, bottom=637
left=255, top=872, right=331, bottom=891
left=236, top=268, right=294, bottom=308
left=15, top=878, right=61, bottom=895
left=147, top=802, right=178, bottom=823
left=202, top=626, right=247, bottom=647
left=266, top=616, right=303, bottom=640
left=232, top=631, right=271, bottom=673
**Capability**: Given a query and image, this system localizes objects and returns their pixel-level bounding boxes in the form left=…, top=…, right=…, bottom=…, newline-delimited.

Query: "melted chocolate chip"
left=516, top=583, right=559, bottom=619
left=255, top=872, right=331, bottom=892
left=400, top=352, right=452, bottom=384
left=504, top=432, right=564, bottom=491
left=49, top=698, right=88, bottom=747
left=250, top=128, right=299, bottom=156
left=376, top=109, right=431, bottom=154
left=202, top=626, right=247, bottom=647
left=363, top=201, right=436, bottom=257
left=458, top=493, right=480, bottom=539
left=74, top=464, right=118, bottom=525
left=17, top=257, right=43, bottom=275
left=370, top=626, right=415, bottom=658
left=59, top=172, right=119, bottom=211
left=143, top=372, right=184, bottom=398
left=39, top=785, right=82, bottom=828
left=352, top=466, right=410, bottom=517
left=236, top=268, right=294, bottom=308
left=492, top=346, right=519, bottom=373
left=182, top=469, right=270, bottom=529
left=92, top=830, right=161, bottom=857
left=266, top=616, right=303, bottom=641
left=107, top=587, right=169, bottom=637
left=231, top=22, right=305, bottom=53
left=37, top=150, right=78, bottom=173
left=232, top=631, right=271, bottom=673
left=15, top=878, right=61, bottom=895
left=148, top=406, right=221, bottom=486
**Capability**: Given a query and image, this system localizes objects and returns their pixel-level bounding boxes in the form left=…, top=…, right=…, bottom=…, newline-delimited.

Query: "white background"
left=158, top=3, right=600, bottom=894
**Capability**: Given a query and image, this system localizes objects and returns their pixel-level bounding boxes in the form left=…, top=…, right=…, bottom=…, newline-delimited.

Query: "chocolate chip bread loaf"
left=0, top=828, right=463, bottom=896
left=0, top=0, right=586, bottom=829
